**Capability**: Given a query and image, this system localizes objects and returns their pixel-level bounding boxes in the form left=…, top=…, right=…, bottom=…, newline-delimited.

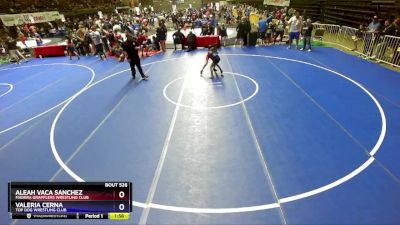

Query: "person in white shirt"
left=89, top=25, right=107, bottom=60
left=287, top=11, right=302, bottom=49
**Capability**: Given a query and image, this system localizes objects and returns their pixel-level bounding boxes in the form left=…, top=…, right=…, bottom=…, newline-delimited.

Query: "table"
left=196, top=35, right=220, bottom=47
left=182, top=35, right=221, bottom=48
left=33, top=45, right=66, bottom=58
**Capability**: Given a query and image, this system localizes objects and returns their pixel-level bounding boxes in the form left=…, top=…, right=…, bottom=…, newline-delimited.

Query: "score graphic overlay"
left=8, top=182, right=132, bottom=220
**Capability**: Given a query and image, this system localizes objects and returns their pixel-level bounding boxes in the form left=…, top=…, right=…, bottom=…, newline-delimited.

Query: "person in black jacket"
left=172, top=28, right=185, bottom=50
left=156, top=20, right=167, bottom=52
left=243, top=18, right=251, bottom=46
left=218, top=24, right=228, bottom=46
left=122, top=35, right=149, bottom=80
left=300, top=18, right=313, bottom=52
left=235, top=18, right=245, bottom=46
left=186, top=31, right=197, bottom=52
left=235, top=17, right=250, bottom=47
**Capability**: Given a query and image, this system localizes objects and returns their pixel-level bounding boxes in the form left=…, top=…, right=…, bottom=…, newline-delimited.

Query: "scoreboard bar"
left=11, top=213, right=130, bottom=220
left=8, top=182, right=132, bottom=218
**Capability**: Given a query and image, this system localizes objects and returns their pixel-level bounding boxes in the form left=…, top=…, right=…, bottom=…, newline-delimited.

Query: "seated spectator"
left=206, top=23, right=215, bottom=35
left=173, top=28, right=185, bottom=50
left=151, top=36, right=160, bottom=51
left=6, top=36, right=28, bottom=64
left=201, top=24, right=208, bottom=36
left=137, top=30, right=149, bottom=56
left=112, top=42, right=125, bottom=62
left=186, top=31, right=197, bottom=52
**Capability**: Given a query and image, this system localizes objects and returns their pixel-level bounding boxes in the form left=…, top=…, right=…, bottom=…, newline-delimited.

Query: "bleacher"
left=290, top=0, right=400, bottom=27
left=0, top=0, right=118, bottom=15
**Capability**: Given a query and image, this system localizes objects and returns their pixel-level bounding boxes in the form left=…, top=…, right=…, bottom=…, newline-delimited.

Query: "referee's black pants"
left=129, top=58, right=145, bottom=78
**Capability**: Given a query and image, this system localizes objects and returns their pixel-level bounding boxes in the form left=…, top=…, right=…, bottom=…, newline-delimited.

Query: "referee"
left=122, top=35, right=149, bottom=80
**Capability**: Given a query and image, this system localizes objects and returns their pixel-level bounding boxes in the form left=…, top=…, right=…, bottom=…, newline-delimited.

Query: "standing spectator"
left=364, top=16, right=382, bottom=56
left=287, top=10, right=302, bottom=49
left=243, top=17, right=251, bottom=46
left=122, top=35, right=149, bottom=80
left=218, top=24, right=228, bottom=46
left=89, top=25, right=107, bottom=60
left=300, top=18, right=313, bottom=52
left=390, top=17, right=400, bottom=65
left=258, top=15, right=273, bottom=45
left=265, top=23, right=275, bottom=45
left=368, top=15, right=383, bottom=33
left=258, top=17, right=267, bottom=45
left=66, top=34, right=80, bottom=60
left=372, top=19, right=396, bottom=60
left=172, top=28, right=185, bottom=50
left=107, top=29, right=116, bottom=48
left=156, top=20, right=167, bottom=52
left=76, top=25, right=88, bottom=55
left=31, top=27, right=43, bottom=46
left=235, top=17, right=250, bottom=47
left=100, top=28, right=110, bottom=52
left=17, top=30, right=27, bottom=48
left=274, top=18, right=285, bottom=44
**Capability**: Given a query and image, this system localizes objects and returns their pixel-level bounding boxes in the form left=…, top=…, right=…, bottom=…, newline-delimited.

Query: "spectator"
left=205, top=23, right=215, bottom=35
left=265, top=23, right=275, bottom=45
left=368, top=16, right=383, bottom=33
left=151, top=36, right=161, bottom=51
left=172, top=28, right=185, bottom=50
left=364, top=16, right=382, bottom=56
left=372, top=19, right=396, bottom=60
left=218, top=24, right=228, bottom=46
left=17, top=30, right=27, bottom=48
left=274, top=18, right=285, bottom=44
left=30, top=27, right=43, bottom=47
left=300, top=18, right=313, bottom=52
left=89, top=25, right=106, bottom=60
left=258, top=15, right=273, bottom=45
left=66, top=34, right=80, bottom=60
left=235, top=17, right=250, bottom=47
left=390, top=17, right=400, bottom=64
left=186, top=31, right=197, bottom=52
left=76, top=25, right=89, bottom=55
left=287, top=10, right=302, bottom=50
left=156, top=20, right=167, bottom=52
left=6, top=36, right=28, bottom=64
left=112, top=42, right=125, bottom=62
left=136, top=30, right=147, bottom=55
